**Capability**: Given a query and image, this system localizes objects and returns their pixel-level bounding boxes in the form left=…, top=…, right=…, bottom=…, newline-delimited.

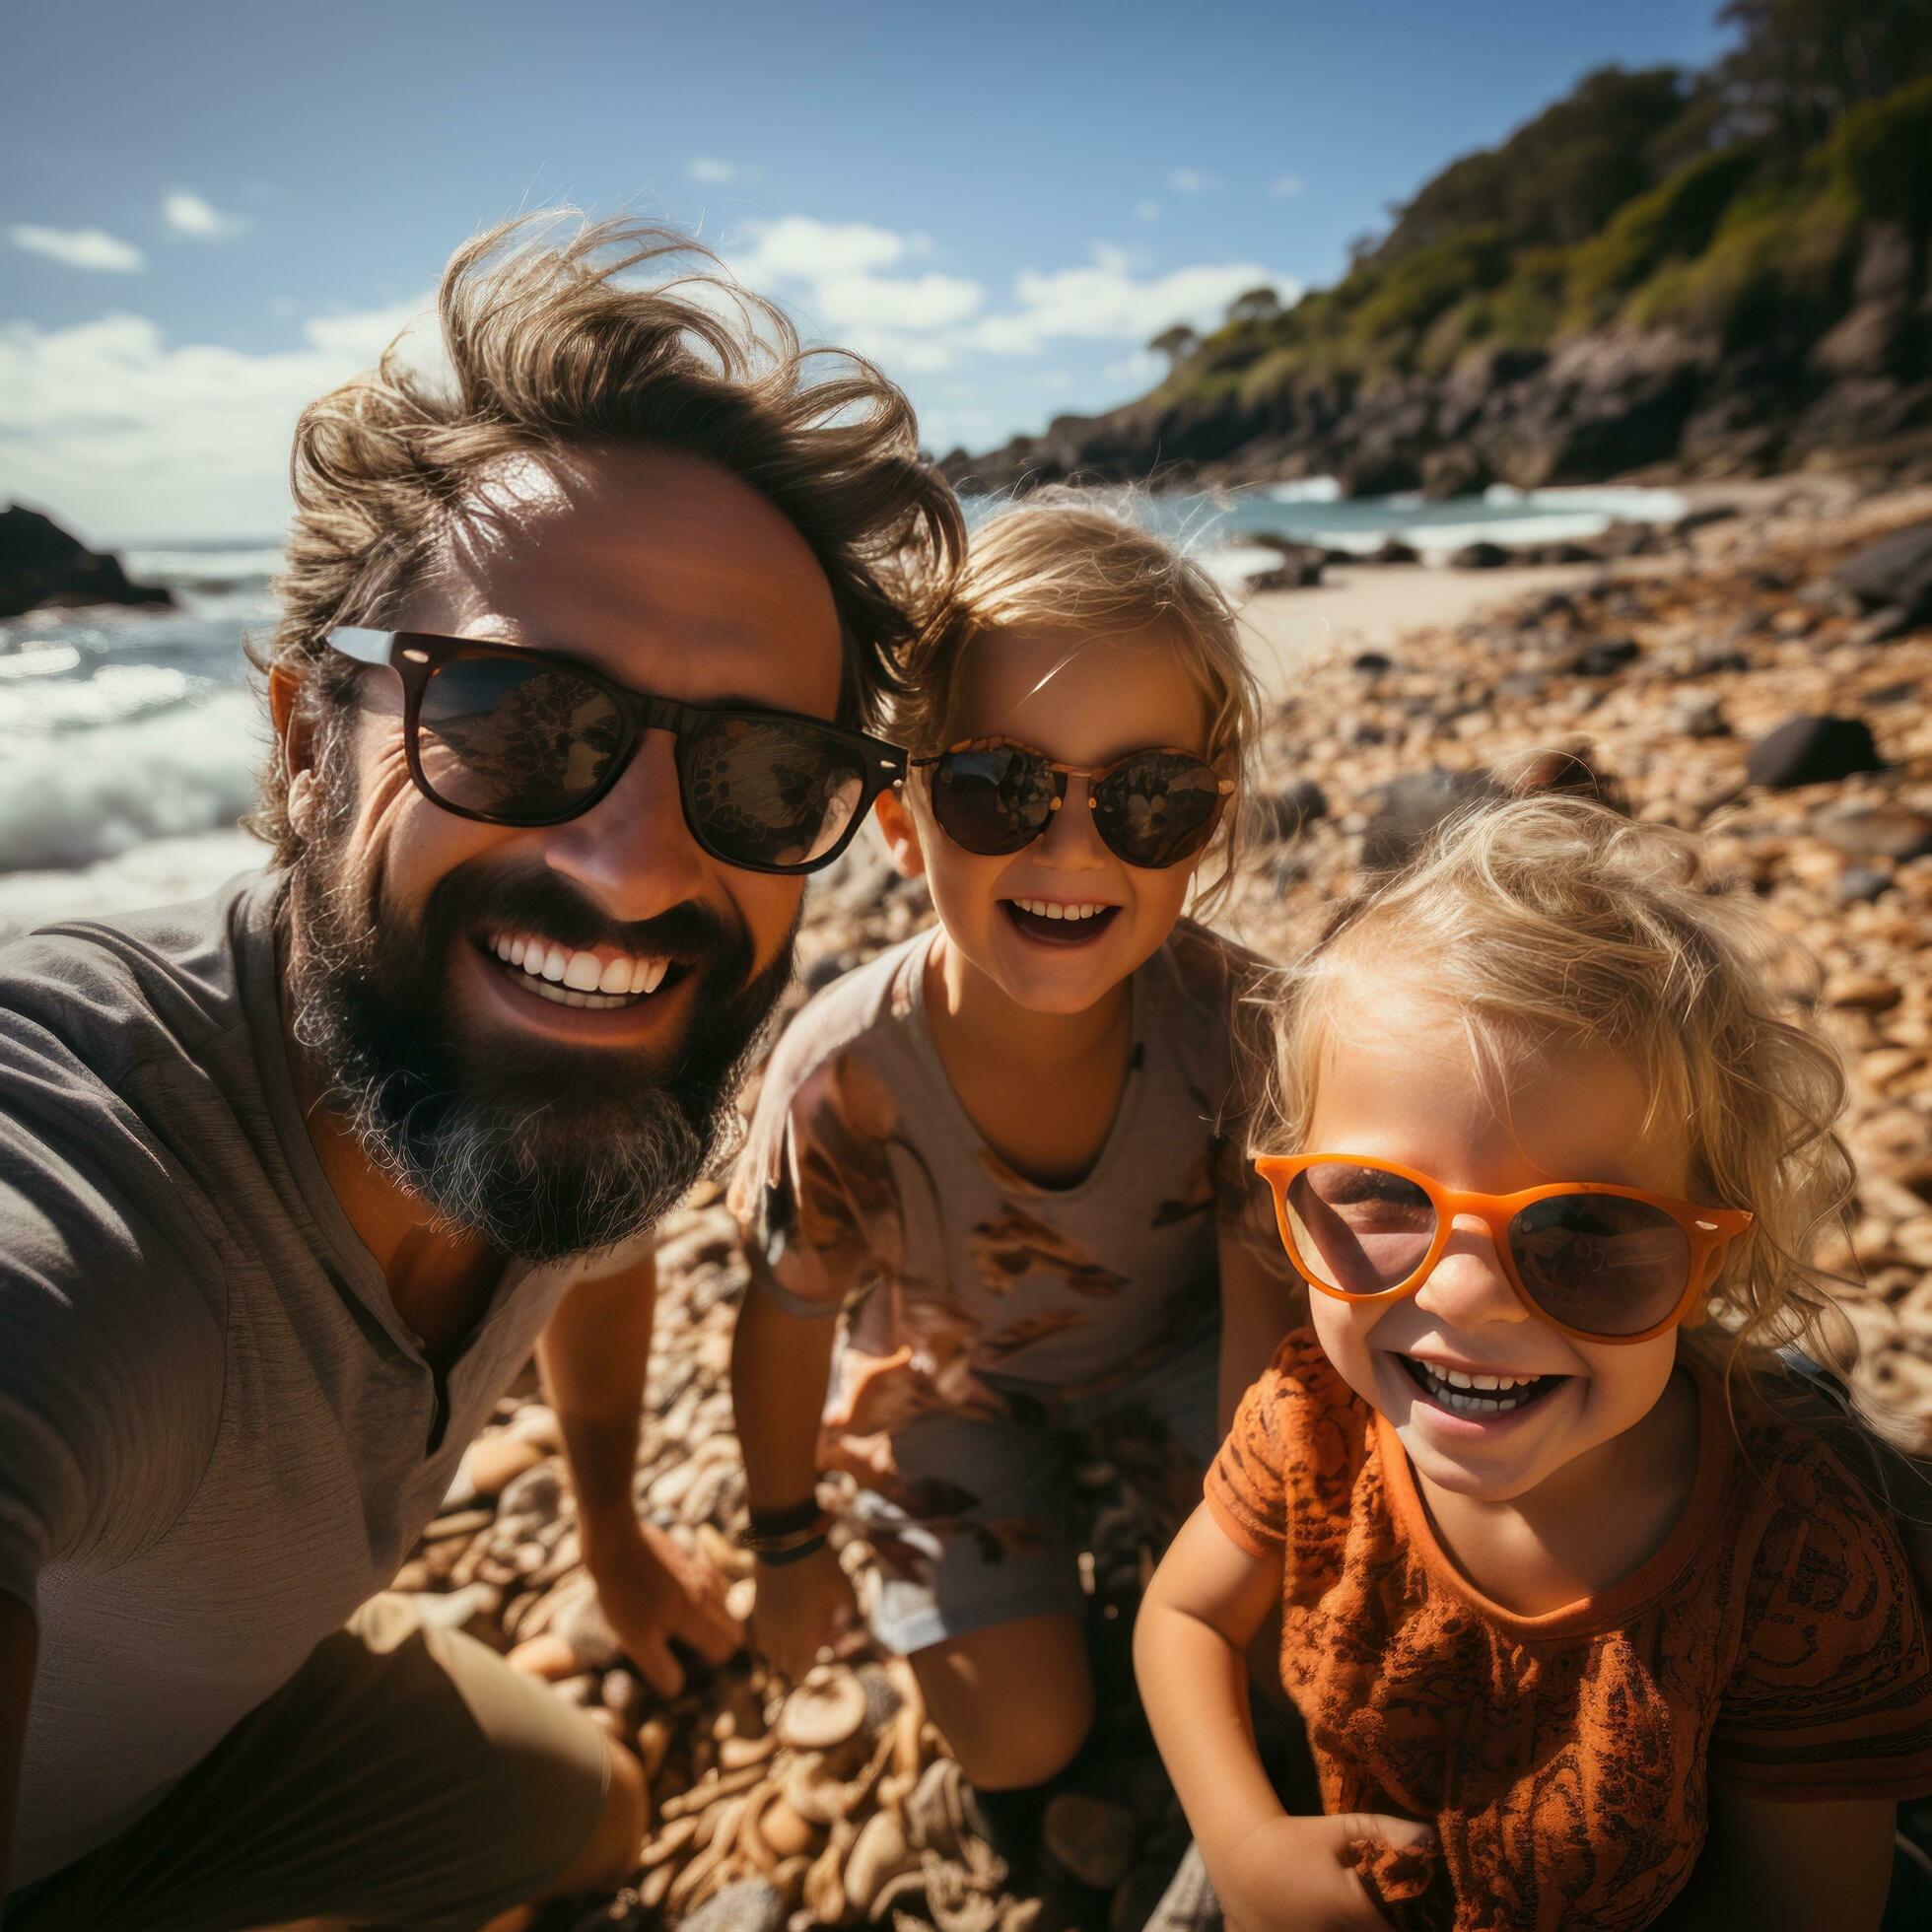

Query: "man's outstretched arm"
left=534, top=1251, right=741, bottom=1697
left=0, top=1588, right=36, bottom=1912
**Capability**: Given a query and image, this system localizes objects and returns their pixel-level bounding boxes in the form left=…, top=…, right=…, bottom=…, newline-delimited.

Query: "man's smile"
left=482, top=931, right=682, bottom=1009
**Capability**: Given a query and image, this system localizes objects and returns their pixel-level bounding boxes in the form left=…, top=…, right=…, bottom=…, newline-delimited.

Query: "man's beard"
left=286, top=828, right=795, bottom=1264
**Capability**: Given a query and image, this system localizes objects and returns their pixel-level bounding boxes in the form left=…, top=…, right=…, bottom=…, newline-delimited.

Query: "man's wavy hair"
left=249, top=212, right=964, bottom=866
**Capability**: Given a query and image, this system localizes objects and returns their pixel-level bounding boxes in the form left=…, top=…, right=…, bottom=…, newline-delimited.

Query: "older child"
left=728, top=497, right=1302, bottom=1801
left=1135, top=795, right=1932, bottom=1931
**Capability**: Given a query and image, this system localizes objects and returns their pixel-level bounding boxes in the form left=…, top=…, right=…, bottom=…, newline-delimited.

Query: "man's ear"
left=872, top=784, right=927, bottom=880
left=270, top=664, right=320, bottom=839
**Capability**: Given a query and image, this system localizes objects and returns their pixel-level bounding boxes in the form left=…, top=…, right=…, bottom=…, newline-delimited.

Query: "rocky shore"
left=0, top=505, right=172, bottom=618
left=393, top=488, right=1932, bottom=1932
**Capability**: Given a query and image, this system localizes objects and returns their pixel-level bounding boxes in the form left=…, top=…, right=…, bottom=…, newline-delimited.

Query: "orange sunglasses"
left=1254, top=1153, right=1755, bottom=1346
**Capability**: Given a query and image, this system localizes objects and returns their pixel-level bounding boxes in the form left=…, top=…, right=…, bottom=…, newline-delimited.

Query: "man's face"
left=284, top=446, right=845, bottom=1260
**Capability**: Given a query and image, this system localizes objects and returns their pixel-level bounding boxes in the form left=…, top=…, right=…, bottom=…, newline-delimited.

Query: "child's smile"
left=1000, top=895, right=1122, bottom=946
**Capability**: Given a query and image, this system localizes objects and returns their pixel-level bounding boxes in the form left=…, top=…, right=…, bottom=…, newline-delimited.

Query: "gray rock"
left=1833, top=521, right=1932, bottom=629
left=1745, top=716, right=1887, bottom=791
left=1363, top=769, right=1500, bottom=870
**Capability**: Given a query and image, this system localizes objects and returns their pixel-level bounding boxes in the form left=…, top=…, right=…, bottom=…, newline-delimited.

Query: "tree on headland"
left=1148, top=324, right=1200, bottom=372
left=1715, top=0, right=1932, bottom=153
left=1225, top=286, right=1283, bottom=326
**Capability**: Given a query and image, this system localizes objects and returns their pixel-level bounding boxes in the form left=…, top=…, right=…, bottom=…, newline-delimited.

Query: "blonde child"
left=728, top=498, right=1303, bottom=1816
left=1136, top=795, right=1932, bottom=1932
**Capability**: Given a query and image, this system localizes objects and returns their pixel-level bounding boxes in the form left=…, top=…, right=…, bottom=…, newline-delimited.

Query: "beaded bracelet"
left=752, top=1530, right=831, bottom=1568
left=740, top=1496, right=832, bottom=1554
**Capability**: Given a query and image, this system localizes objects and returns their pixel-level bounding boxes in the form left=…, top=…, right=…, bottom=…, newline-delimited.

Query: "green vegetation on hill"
left=1149, top=2, right=1932, bottom=406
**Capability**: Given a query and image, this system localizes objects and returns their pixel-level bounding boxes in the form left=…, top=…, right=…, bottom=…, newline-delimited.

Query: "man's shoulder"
left=0, top=873, right=267, bottom=1089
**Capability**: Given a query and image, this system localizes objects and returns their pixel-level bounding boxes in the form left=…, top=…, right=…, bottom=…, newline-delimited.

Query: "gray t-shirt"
left=0, top=874, right=641, bottom=1889
left=729, top=918, right=1295, bottom=1437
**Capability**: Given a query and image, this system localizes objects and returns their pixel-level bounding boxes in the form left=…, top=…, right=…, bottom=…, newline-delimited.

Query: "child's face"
left=882, top=622, right=1213, bottom=1017
left=1303, top=977, right=1690, bottom=1506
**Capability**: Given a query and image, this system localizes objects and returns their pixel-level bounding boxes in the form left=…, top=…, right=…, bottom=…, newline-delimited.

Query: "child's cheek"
left=1308, top=1291, right=1387, bottom=1411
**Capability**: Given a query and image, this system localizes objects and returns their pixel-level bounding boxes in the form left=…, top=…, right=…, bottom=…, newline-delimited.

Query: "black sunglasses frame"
left=324, top=628, right=907, bottom=876
left=908, top=734, right=1235, bottom=868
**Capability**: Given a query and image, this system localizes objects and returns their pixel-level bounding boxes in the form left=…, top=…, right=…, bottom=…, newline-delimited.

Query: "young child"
left=728, top=497, right=1303, bottom=1805
left=1136, top=794, right=1932, bottom=1932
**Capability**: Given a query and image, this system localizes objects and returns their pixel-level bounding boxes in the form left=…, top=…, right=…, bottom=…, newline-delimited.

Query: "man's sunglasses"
left=1254, top=1154, right=1755, bottom=1345
left=323, top=629, right=905, bottom=876
left=910, top=736, right=1233, bottom=870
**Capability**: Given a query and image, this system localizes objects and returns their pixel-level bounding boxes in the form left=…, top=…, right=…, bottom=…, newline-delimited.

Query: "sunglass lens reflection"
left=932, top=746, right=1059, bottom=855
left=1508, top=1197, right=1690, bottom=1337
left=682, top=716, right=867, bottom=870
left=1092, top=751, right=1223, bottom=867
left=417, top=657, right=624, bottom=821
left=1284, top=1163, right=1437, bottom=1294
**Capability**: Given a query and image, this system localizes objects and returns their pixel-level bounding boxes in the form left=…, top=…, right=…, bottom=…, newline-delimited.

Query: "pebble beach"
left=373, top=484, right=1932, bottom=1932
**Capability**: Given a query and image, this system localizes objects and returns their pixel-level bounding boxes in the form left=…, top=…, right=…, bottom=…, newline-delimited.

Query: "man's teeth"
left=489, top=933, right=669, bottom=1007
left=1012, top=899, right=1111, bottom=922
left=1412, top=1360, right=1553, bottom=1415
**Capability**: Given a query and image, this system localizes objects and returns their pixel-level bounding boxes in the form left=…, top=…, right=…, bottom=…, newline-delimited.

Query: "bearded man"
left=0, top=215, right=960, bottom=1931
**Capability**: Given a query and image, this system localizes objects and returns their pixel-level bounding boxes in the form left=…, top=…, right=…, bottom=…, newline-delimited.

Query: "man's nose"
left=1410, top=1215, right=1532, bottom=1328
left=1035, top=779, right=1108, bottom=871
left=536, top=729, right=711, bottom=922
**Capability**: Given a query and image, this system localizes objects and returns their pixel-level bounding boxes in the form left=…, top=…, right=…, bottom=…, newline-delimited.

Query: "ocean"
left=0, top=482, right=1684, bottom=939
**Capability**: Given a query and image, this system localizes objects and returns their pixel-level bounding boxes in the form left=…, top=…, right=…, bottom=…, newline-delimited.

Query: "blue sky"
left=2, top=0, right=1727, bottom=542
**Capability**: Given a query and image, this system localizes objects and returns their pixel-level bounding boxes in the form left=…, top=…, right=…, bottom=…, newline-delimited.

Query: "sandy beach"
left=365, top=481, right=1932, bottom=1932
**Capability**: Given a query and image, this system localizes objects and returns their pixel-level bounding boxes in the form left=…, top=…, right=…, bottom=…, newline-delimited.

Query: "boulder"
left=0, top=504, right=173, bottom=618
left=1363, top=768, right=1501, bottom=870
left=1832, top=521, right=1932, bottom=631
left=1745, top=716, right=1887, bottom=791
left=1365, top=537, right=1420, bottom=566
left=1563, top=637, right=1640, bottom=678
left=1449, top=541, right=1510, bottom=570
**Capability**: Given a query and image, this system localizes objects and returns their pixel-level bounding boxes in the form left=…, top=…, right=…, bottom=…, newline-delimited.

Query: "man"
left=0, top=214, right=961, bottom=1930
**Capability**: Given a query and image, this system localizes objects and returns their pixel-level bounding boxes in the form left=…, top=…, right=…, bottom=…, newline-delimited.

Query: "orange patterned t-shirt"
left=1206, top=1330, right=1932, bottom=1932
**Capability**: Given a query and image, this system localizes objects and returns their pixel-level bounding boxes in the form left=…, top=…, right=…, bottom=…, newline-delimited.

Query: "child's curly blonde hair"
left=1258, top=793, right=1908, bottom=1441
left=892, top=489, right=1262, bottom=915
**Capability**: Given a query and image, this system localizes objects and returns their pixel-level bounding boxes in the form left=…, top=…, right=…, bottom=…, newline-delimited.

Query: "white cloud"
left=686, top=157, right=739, bottom=184
left=9, top=225, right=144, bottom=272
left=0, top=295, right=434, bottom=537
left=1269, top=174, right=1305, bottom=199
left=1135, top=199, right=1161, bottom=223
left=1167, top=168, right=1219, bottom=194
left=728, top=218, right=982, bottom=374
left=970, top=245, right=1300, bottom=357
left=162, top=189, right=247, bottom=240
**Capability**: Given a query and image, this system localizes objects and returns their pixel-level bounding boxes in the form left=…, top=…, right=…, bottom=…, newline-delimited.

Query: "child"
left=728, top=497, right=1304, bottom=1805
left=1136, top=795, right=1932, bottom=1932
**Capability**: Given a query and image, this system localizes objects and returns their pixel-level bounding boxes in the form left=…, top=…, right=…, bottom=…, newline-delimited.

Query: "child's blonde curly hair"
left=892, top=489, right=1262, bottom=915
left=1258, top=793, right=1909, bottom=1443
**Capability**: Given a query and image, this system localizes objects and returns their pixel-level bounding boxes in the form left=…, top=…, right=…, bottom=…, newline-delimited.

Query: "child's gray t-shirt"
left=729, top=918, right=1295, bottom=1437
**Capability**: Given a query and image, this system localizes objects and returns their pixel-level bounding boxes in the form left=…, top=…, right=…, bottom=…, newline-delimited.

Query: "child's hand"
left=749, top=1544, right=862, bottom=1682
left=1214, top=1811, right=1438, bottom=1932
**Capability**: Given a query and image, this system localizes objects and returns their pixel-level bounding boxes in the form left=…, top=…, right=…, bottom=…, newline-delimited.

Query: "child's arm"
left=1648, top=1789, right=1897, bottom=1931
left=730, top=1284, right=857, bottom=1680
left=1136, top=1505, right=1435, bottom=1932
